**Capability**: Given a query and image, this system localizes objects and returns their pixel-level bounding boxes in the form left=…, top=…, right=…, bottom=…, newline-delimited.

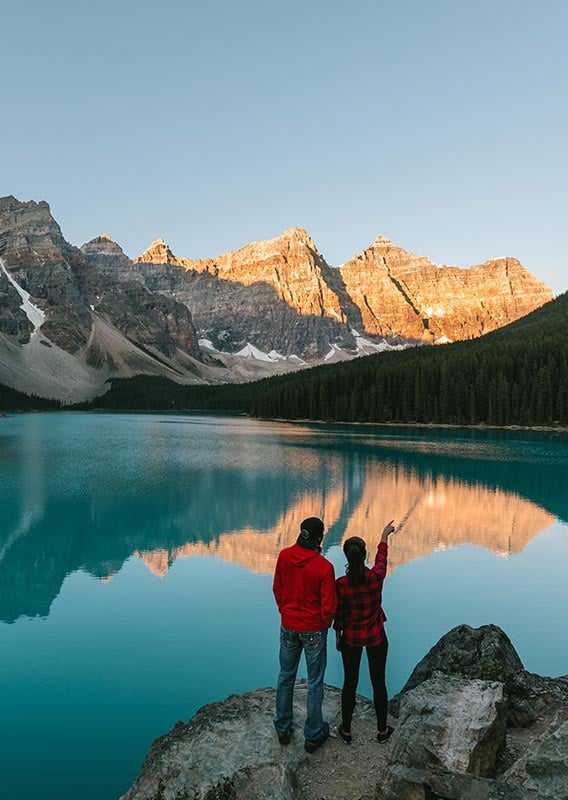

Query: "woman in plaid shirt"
left=334, top=519, right=395, bottom=744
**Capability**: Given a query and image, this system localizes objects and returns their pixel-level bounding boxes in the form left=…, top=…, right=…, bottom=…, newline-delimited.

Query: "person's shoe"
left=277, top=727, right=293, bottom=745
left=338, top=724, right=352, bottom=744
left=304, top=721, right=330, bottom=753
left=377, top=725, right=394, bottom=743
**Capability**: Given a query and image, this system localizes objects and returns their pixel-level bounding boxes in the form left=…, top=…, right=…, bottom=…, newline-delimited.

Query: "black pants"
left=340, top=636, right=388, bottom=731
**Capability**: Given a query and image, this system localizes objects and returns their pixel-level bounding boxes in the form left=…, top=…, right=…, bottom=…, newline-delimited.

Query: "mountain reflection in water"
left=0, top=413, right=566, bottom=623
left=135, top=468, right=553, bottom=577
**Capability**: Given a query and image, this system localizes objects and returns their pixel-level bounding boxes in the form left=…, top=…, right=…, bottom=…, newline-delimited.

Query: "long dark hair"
left=343, top=537, right=367, bottom=586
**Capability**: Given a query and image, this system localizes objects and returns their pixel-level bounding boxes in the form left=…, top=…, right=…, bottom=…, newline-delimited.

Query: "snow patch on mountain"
left=350, top=328, right=407, bottom=354
left=204, top=332, right=406, bottom=367
left=324, top=345, right=341, bottom=361
left=0, top=257, right=45, bottom=336
left=235, top=343, right=288, bottom=362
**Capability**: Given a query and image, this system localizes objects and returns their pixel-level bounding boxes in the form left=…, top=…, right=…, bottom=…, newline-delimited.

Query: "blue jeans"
left=273, top=626, right=328, bottom=741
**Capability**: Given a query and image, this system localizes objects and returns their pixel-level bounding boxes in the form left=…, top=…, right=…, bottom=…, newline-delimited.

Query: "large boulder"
left=393, top=624, right=539, bottom=726
left=400, top=624, right=524, bottom=694
left=388, top=673, right=506, bottom=778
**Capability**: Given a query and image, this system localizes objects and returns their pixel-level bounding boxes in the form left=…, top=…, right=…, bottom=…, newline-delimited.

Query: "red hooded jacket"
left=273, top=543, right=337, bottom=632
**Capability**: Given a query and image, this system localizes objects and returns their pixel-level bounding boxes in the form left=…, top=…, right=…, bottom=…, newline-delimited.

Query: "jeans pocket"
left=281, top=629, right=298, bottom=649
left=302, top=632, right=323, bottom=653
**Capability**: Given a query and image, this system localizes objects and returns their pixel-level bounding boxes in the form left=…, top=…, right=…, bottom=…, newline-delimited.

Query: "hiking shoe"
left=338, top=724, right=352, bottom=744
left=277, top=727, right=293, bottom=745
left=377, top=725, right=394, bottom=743
left=304, top=721, right=330, bottom=753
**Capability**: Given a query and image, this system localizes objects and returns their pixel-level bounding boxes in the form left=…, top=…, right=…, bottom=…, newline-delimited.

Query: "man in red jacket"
left=272, top=516, right=337, bottom=753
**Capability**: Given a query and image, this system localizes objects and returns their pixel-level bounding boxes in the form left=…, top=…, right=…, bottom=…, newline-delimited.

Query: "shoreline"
left=3, top=407, right=568, bottom=434
left=264, top=416, right=568, bottom=434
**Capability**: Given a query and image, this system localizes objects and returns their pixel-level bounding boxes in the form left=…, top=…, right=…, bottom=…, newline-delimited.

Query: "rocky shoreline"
left=121, top=625, right=568, bottom=800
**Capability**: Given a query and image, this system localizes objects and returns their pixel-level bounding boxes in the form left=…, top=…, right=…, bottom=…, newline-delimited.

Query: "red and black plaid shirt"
left=334, top=542, right=388, bottom=647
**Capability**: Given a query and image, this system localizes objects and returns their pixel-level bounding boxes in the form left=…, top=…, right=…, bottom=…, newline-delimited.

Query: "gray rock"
left=375, top=765, right=534, bottom=800
left=392, top=624, right=546, bottom=727
left=388, top=673, right=506, bottom=778
left=400, top=625, right=524, bottom=695
left=120, top=683, right=347, bottom=800
left=503, top=717, right=568, bottom=799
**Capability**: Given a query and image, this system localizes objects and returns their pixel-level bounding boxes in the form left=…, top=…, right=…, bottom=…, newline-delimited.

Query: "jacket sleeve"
left=320, top=563, right=338, bottom=628
left=371, top=541, right=388, bottom=582
left=273, top=553, right=283, bottom=611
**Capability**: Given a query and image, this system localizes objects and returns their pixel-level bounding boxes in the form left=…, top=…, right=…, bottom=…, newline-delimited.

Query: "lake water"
left=1, top=412, right=567, bottom=800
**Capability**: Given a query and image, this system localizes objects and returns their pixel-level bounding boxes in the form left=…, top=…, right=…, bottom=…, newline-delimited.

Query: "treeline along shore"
left=2, top=291, right=568, bottom=427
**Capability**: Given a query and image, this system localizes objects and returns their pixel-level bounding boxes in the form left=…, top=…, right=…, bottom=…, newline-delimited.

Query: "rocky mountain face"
left=78, top=235, right=199, bottom=359
left=80, top=233, right=150, bottom=283
left=88, top=227, right=552, bottom=359
left=0, top=197, right=201, bottom=401
left=339, top=235, right=553, bottom=342
left=0, top=196, right=92, bottom=351
left=131, top=228, right=360, bottom=358
left=120, top=624, right=568, bottom=800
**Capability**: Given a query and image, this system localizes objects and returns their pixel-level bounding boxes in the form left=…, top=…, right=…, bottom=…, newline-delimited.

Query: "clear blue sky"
left=2, top=0, right=566, bottom=294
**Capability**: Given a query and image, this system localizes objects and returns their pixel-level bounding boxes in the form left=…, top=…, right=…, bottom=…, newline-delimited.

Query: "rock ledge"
left=121, top=625, right=568, bottom=800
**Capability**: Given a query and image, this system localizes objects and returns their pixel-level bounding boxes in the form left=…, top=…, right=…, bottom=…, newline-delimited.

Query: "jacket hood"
left=287, top=543, right=321, bottom=567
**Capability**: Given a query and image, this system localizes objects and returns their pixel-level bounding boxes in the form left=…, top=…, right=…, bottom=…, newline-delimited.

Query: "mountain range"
left=0, top=195, right=553, bottom=402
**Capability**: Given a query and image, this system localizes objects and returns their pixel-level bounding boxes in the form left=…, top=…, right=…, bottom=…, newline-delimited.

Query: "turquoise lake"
left=1, top=412, right=567, bottom=800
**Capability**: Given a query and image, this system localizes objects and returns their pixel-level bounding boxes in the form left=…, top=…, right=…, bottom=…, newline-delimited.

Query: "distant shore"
left=267, top=416, right=568, bottom=434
